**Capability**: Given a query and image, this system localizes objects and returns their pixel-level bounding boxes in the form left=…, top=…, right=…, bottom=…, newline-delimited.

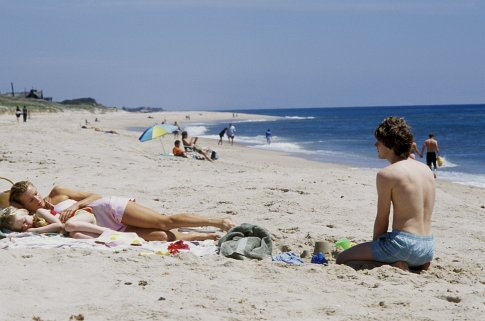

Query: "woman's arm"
left=50, top=186, right=102, bottom=222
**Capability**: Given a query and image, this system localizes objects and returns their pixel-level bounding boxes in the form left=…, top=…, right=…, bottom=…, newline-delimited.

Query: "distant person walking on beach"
left=22, top=106, right=27, bottom=122
left=173, top=121, right=181, bottom=139
left=226, top=124, right=236, bottom=145
left=15, top=106, right=21, bottom=123
left=337, top=117, right=435, bottom=271
left=265, top=129, right=272, bottom=145
left=218, top=127, right=228, bottom=145
left=420, top=133, right=440, bottom=177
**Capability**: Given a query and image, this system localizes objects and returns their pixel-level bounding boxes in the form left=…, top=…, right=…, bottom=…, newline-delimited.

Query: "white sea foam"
left=251, top=142, right=310, bottom=153
left=439, top=157, right=458, bottom=168
left=236, top=119, right=278, bottom=123
left=284, top=116, right=316, bottom=120
left=184, top=125, right=208, bottom=136
left=439, top=171, right=485, bottom=188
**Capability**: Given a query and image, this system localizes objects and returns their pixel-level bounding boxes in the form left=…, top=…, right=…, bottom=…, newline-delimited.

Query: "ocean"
left=180, top=104, right=485, bottom=188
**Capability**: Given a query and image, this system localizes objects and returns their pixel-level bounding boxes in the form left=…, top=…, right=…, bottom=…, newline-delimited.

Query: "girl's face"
left=11, top=209, right=33, bottom=232
left=17, top=185, right=45, bottom=212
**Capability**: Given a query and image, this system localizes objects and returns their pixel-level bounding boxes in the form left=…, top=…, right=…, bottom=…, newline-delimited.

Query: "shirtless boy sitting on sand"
left=336, top=116, right=435, bottom=271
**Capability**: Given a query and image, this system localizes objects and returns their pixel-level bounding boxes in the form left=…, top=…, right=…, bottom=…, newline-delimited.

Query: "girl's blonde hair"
left=0, top=206, right=17, bottom=230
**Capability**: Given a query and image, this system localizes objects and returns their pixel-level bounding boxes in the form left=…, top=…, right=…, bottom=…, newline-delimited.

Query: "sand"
left=0, top=110, right=484, bottom=321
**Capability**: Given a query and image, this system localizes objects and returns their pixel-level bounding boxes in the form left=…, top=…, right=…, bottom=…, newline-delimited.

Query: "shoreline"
left=168, top=114, right=485, bottom=190
left=1, top=110, right=484, bottom=320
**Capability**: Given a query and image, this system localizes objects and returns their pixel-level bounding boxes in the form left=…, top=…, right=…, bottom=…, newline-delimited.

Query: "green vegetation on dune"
left=0, top=95, right=116, bottom=114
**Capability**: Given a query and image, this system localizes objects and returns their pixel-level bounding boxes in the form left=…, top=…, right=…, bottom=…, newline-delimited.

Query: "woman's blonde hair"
left=9, top=181, right=33, bottom=206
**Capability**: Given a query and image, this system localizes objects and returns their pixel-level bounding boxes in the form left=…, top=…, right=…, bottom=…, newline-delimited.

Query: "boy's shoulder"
left=380, top=159, right=432, bottom=181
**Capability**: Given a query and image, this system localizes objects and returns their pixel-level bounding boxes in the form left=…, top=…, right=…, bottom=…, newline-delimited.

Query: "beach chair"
left=0, top=177, right=14, bottom=209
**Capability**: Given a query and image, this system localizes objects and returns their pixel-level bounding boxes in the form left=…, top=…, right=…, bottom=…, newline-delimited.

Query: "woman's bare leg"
left=124, top=226, right=169, bottom=241
left=125, top=226, right=218, bottom=242
left=169, top=229, right=219, bottom=241
left=121, top=201, right=235, bottom=231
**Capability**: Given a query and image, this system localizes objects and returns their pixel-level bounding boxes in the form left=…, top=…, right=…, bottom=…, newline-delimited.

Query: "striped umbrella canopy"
left=138, top=124, right=172, bottom=142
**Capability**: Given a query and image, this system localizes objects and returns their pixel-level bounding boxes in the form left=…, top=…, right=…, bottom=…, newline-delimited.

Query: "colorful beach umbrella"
left=138, top=124, right=171, bottom=142
left=139, top=124, right=178, bottom=155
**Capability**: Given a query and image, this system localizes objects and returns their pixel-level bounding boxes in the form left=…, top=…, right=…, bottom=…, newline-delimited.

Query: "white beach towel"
left=0, top=231, right=218, bottom=256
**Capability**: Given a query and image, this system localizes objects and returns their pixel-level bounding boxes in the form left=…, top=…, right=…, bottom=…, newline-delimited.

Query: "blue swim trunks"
left=371, top=230, right=434, bottom=267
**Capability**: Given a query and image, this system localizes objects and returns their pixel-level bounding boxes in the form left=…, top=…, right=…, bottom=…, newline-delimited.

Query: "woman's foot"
left=220, top=218, right=236, bottom=231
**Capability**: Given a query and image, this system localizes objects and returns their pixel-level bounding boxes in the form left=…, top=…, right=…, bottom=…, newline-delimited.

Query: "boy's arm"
left=373, top=171, right=392, bottom=240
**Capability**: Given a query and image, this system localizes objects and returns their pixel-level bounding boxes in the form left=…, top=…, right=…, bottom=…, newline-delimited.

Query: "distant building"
left=26, top=89, right=43, bottom=99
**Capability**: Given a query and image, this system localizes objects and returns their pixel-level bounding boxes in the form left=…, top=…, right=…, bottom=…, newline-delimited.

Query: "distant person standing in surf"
left=420, top=133, right=440, bottom=177
left=265, top=129, right=272, bottom=145
left=218, top=127, right=227, bottom=145
left=226, top=124, right=236, bottom=145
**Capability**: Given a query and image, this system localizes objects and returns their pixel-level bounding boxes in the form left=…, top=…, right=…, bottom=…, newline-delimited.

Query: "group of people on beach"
left=1, top=182, right=234, bottom=242
left=1, top=116, right=437, bottom=272
left=217, top=124, right=236, bottom=146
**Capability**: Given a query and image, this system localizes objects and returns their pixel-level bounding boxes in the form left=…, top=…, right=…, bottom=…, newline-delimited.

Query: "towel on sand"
left=218, top=223, right=272, bottom=260
left=273, top=252, right=304, bottom=265
left=0, top=231, right=218, bottom=256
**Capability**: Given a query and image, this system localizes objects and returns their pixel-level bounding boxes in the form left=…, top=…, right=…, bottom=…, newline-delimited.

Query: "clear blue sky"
left=1, top=0, right=484, bottom=110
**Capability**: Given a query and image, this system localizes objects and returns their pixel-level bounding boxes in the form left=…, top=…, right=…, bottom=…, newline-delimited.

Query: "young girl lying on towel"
left=0, top=206, right=110, bottom=239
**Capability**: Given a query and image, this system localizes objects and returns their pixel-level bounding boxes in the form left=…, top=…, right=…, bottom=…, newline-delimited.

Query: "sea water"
left=188, top=104, right=485, bottom=188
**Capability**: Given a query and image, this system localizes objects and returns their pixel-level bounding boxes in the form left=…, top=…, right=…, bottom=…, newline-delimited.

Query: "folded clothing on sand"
left=218, top=223, right=272, bottom=260
left=273, top=252, right=304, bottom=265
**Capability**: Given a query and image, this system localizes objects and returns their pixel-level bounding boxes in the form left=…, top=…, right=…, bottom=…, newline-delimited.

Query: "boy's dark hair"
left=429, top=133, right=434, bottom=138
left=174, top=140, right=180, bottom=146
left=181, top=131, right=188, bottom=138
left=374, top=117, right=414, bottom=158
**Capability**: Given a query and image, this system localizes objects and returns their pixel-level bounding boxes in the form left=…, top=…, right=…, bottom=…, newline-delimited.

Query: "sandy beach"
left=0, top=110, right=484, bottom=321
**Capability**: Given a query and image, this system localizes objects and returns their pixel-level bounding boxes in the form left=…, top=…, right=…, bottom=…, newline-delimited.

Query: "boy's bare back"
left=379, top=159, right=435, bottom=236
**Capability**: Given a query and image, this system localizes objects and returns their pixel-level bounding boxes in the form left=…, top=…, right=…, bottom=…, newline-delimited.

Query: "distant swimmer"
left=420, top=133, right=440, bottom=177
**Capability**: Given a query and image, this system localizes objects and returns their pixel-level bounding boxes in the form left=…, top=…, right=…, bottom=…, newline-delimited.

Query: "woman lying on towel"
left=0, top=205, right=110, bottom=238
left=8, top=181, right=235, bottom=241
